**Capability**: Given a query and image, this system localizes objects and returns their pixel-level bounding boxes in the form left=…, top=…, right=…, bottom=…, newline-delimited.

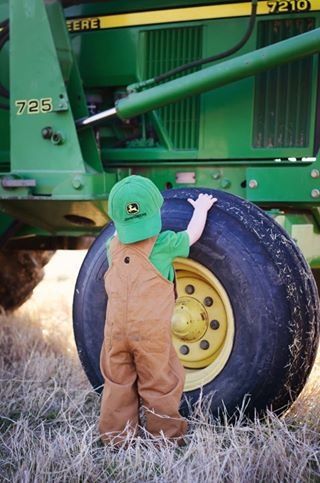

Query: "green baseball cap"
left=108, top=175, right=164, bottom=244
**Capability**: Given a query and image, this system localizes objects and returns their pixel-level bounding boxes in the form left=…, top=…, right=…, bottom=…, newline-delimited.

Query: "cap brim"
left=115, top=211, right=162, bottom=244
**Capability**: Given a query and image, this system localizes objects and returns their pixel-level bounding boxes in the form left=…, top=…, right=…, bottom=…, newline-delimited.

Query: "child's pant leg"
left=134, top=336, right=187, bottom=440
left=99, top=339, right=139, bottom=444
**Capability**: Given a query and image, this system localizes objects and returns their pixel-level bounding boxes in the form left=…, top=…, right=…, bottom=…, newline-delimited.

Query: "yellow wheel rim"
left=172, top=258, right=235, bottom=392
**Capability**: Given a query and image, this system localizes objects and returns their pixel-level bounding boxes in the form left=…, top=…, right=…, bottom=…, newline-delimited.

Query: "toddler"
left=99, top=175, right=217, bottom=445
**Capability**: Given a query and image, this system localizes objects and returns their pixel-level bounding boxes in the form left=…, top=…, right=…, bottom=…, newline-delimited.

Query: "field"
left=0, top=251, right=319, bottom=482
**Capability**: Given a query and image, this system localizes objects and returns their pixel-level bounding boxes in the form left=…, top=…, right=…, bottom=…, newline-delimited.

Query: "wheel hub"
left=171, top=259, right=234, bottom=379
left=171, top=297, right=208, bottom=341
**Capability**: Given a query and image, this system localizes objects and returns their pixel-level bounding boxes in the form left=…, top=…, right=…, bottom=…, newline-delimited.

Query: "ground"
left=0, top=251, right=319, bottom=482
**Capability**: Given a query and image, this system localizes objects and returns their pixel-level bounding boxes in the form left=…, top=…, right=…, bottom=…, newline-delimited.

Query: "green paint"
left=9, top=0, right=85, bottom=173
left=116, top=28, right=320, bottom=118
left=272, top=211, right=320, bottom=268
left=0, top=0, right=319, bottom=268
left=246, top=163, right=320, bottom=203
left=0, top=212, right=17, bottom=238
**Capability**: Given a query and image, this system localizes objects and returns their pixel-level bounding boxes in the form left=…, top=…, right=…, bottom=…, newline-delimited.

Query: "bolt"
left=185, top=284, right=195, bottom=295
left=180, top=345, right=190, bottom=355
left=51, top=131, right=65, bottom=145
left=72, top=177, right=82, bottom=190
left=210, top=320, right=220, bottom=330
left=212, top=171, right=221, bottom=180
left=249, top=179, right=258, bottom=189
left=311, top=169, right=319, bottom=179
left=200, top=340, right=210, bottom=350
left=220, top=178, right=231, bottom=189
left=41, top=126, right=53, bottom=139
left=204, top=297, right=213, bottom=307
left=311, top=189, right=320, bottom=199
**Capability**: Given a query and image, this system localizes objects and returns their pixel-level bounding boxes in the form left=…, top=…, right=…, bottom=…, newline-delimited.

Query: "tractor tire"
left=73, top=189, right=320, bottom=417
left=0, top=250, right=54, bottom=312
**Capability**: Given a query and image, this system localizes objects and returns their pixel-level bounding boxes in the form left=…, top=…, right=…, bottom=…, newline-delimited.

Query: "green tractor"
left=0, top=0, right=319, bottom=417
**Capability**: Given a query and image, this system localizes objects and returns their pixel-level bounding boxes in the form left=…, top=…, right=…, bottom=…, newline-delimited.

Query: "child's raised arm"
left=186, top=193, right=217, bottom=246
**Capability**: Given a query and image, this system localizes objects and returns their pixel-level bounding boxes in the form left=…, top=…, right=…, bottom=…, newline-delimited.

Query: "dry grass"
left=0, top=251, right=319, bottom=483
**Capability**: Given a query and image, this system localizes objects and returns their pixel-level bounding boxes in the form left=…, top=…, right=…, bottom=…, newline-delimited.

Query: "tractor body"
left=0, top=0, right=319, bottom=268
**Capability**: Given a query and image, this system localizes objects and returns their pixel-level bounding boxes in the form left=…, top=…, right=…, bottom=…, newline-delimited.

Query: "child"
left=99, top=175, right=217, bottom=445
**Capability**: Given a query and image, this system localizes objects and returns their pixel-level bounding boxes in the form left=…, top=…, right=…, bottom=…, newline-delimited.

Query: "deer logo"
left=126, top=202, right=140, bottom=215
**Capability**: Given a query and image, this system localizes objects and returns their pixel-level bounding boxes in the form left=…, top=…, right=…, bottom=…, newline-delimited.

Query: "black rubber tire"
left=0, top=250, right=54, bottom=312
left=73, top=189, right=320, bottom=416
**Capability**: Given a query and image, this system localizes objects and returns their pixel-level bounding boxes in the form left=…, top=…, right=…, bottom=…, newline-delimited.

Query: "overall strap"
left=109, top=235, right=157, bottom=258
left=108, top=235, right=122, bottom=258
left=134, top=236, right=158, bottom=258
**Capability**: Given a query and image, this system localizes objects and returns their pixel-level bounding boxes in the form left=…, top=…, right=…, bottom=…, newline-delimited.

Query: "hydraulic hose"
left=154, top=0, right=258, bottom=83
left=128, top=0, right=257, bottom=92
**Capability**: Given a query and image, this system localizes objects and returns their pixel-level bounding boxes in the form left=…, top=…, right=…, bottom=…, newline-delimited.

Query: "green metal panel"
left=132, top=165, right=247, bottom=198
left=0, top=169, right=117, bottom=200
left=6, top=0, right=112, bottom=204
left=0, top=1, right=9, bottom=171
left=0, top=0, right=320, bottom=244
left=116, top=28, right=320, bottom=120
left=74, top=29, right=138, bottom=86
left=46, top=2, right=74, bottom=83
left=9, top=0, right=84, bottom=173
left=199, top=17, right=257, bottom=159
left=143, top=26, right=202, bottom=150
left=0, top=212, right=17, bottom=238
left=64, top=5, right=320, bottom=161
left=64, top=0, right=248, bottom=17
left=246, top=163, right=320, bottom=202
left=0, top=108, right=9, bottom=171
left=253, top=18, right=315, bottom=149
left=272, top=211, right=320, bottom=268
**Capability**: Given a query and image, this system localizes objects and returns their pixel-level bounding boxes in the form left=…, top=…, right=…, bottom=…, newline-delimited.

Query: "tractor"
left=0, top=0, right=319, bottom=417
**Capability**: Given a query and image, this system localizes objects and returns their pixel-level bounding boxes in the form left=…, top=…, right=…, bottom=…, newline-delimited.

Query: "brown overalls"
left=99, top=235, right=187, bottom=444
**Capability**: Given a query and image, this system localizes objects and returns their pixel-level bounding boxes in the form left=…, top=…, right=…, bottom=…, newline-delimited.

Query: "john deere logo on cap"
left=126, top=202, right=140, bottom=215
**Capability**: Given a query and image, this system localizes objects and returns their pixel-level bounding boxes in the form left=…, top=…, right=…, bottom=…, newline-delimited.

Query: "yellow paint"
left=66, top=0, right=320, bottom=33
left=173, top=258, right=234, bottom=392
left=172, top=297, right=208, bottom=341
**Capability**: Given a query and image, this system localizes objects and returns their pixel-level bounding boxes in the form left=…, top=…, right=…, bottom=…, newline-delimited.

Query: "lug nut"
left=180, top=345, right=189, bottom=355
left=311, top=189, right=320, bottom=199
left=204, top=297, right=213, bottom=307
left=210, top=320, right=220, bottom=330
left=185, top=284, right=195, bottom=294
left=311, top=169, right=319, bottom=179
left=200, top=340, right=210, bottom=350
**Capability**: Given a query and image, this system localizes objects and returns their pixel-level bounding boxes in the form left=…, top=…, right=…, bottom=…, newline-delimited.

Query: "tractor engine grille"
left=144, top=26, right=202, bottom=150
left=253, top=18, right=315, bottom=149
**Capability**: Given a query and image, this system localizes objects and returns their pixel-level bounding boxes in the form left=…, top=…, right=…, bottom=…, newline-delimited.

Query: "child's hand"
left=186, top=194, right=217, bottom=246
left=187, top=193, right=217, bottom=211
